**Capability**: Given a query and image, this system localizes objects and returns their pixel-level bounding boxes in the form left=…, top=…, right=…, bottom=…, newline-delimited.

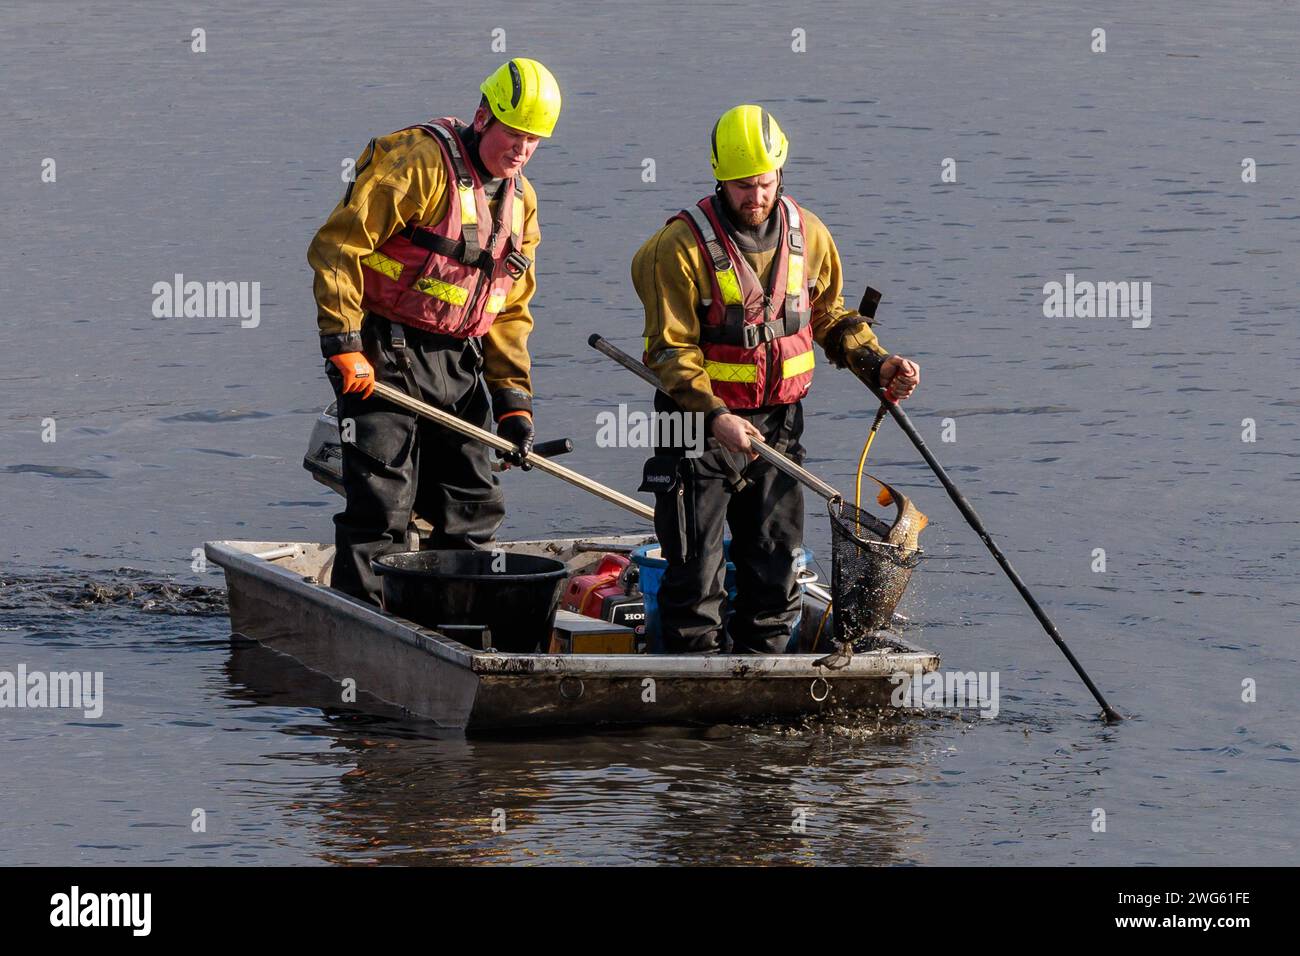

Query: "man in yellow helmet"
left=308, top=58, right=561, bottom=604
left=631, top=104, right=921, bottom=654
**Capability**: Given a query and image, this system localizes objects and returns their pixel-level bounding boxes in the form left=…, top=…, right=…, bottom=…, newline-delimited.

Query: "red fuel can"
left=562, top=554, right=645, bottom=633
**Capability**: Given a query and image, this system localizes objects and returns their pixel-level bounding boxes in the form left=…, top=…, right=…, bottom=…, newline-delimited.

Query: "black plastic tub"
left=372, top=550, right=568, bottom=652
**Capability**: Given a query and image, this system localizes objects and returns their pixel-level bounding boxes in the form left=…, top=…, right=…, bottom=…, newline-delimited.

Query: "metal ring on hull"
left=559, top=676, right=585, bottom=701
left=810, top=677, right=831, bottom=702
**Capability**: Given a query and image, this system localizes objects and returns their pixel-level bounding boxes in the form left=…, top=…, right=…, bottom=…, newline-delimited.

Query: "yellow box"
left=549, top=611, right=638, bottom=654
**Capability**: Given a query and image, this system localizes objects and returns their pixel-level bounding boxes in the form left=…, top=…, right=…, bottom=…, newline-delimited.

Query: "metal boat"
left=205, top=535, right=939, bottom=732
left=203, top=403, right=938, bottom=731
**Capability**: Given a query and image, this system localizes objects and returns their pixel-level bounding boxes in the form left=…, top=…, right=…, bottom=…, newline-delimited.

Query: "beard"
left=724, top=193, right=777, bottom=227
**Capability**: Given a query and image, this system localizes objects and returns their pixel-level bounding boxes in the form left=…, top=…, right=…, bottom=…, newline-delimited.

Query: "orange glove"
left=328, top=352, right=375, bottom=399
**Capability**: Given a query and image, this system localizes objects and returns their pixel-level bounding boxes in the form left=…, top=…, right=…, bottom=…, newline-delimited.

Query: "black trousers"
left=650, top=392, right=806, bottom=654
left=326, top=314, right=505, bottom=604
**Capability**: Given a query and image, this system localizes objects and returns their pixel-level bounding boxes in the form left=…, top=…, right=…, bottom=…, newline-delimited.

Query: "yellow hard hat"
left=710, top=105, right=789, bottom=181
left=480, top=58, right=562, bottom=138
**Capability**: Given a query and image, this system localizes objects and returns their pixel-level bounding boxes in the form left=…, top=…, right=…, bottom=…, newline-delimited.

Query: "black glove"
left=496, top=413, right=535, bottom=470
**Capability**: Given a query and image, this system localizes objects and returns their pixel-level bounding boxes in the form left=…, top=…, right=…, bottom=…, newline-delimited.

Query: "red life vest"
left=359, top=118, right=529, bottom=339
left=673, top=195, right=814, bottom=410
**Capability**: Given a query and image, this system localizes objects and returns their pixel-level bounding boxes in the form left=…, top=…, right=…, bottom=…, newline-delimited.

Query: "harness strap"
left=424, top=123, right=482, bottom=267
left=686, top=197, right=811, bottom=345
left=405, top=125, right=530, bottom=280
left=698, top=313, right=808, bottom=347
left=683, top=204, right=748, bottom=333
left=509, top=175, right=526, bottom=247
left=780, top=196, right=810, bottom=330
left=400, top=225, right=531, bottom=284
left=683, top=204, right=733, bottom=274
left=399, top=226, right=484, bottom=266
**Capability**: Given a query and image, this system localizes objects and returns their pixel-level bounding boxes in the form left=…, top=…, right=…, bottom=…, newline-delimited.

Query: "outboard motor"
left=303, top=402, right=345, bottom=494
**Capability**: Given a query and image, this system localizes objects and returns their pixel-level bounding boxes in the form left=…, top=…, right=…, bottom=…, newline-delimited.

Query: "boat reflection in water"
left=224, top=639, right=937, bottom=865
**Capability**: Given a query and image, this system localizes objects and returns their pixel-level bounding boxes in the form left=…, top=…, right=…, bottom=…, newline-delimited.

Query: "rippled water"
left=2, top=0, right=1296, bottom=865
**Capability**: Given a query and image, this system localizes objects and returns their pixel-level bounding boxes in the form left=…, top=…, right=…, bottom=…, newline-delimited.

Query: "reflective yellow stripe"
left=786, top=255, right=804, bottom=296
left=361, top=251, right=403, bottom=281
left=458, top=185, right=477, bottom=226
left=783, top=349, right=815, bottom=379
left=704, top=359, right=758, bottom=383
left=716, top=267, right=743, bottom=305
left=512, top=196, right=525, bottom=237
left=485, top=291, right=507, bottom=314
left=413, top=276, right=469, bottom=306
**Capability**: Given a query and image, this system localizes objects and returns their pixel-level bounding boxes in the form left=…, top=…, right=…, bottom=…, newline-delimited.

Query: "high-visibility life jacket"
left=673, top=195, right=814, bottom=410
left=359, top=118, right=530, bottom=339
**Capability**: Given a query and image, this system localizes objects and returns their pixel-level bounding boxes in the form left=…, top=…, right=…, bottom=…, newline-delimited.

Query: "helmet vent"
left=508, top=60, right=523, bottom=108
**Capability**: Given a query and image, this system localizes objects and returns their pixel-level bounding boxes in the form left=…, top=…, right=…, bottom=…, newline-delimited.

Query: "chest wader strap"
left=722, top=404, right=796, bottom=494
left=385, top=320, right=422, bottom=398
left=719, top=448, right=750, bottom=494
left=765, top=403, right=799, bottom=458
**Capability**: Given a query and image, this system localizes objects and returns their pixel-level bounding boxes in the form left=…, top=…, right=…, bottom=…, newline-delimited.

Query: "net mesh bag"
left=828, top=497, right=922, bottom=647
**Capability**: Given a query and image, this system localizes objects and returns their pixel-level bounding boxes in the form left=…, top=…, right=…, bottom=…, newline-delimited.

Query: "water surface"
left=1, top=0, right=1295, bottom=865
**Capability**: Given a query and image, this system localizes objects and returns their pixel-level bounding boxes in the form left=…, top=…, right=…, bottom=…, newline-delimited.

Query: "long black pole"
left=858, top=365, right=1123, bottom=722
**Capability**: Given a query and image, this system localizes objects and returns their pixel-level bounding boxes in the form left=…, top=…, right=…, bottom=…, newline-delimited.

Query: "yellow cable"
left=853, top=425, right=883, bottom=539
left=816, top=402, right=889, bottom=652
left=813, top=600, right=833, bottom=649
left=818, top=421, right=880, bottom=651
left=854, top=430, right=879, bottom=512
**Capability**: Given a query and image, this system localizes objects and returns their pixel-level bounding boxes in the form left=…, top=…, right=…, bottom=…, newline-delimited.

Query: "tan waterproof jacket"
left=632, top=203, right=888, bottom=415
left=308, top=126, right=539, bottom=413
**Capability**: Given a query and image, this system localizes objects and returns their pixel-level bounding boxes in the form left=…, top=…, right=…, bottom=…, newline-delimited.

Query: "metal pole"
left=370, top=381, right=654, bottom=523
left=588, top=335, right=844, bottom=502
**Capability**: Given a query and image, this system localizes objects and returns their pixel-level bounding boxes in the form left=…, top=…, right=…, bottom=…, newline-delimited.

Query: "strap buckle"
left=742, top=322, right=777, bottom=349
left=503, top=251, right=531, bottom=279
left=704, top=239, right=731, bottom=272
left=387, top=321, right=414, bottom=372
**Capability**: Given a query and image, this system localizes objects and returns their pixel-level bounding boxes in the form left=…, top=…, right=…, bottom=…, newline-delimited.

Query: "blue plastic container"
left=631, top=541, right=813, bottom=652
